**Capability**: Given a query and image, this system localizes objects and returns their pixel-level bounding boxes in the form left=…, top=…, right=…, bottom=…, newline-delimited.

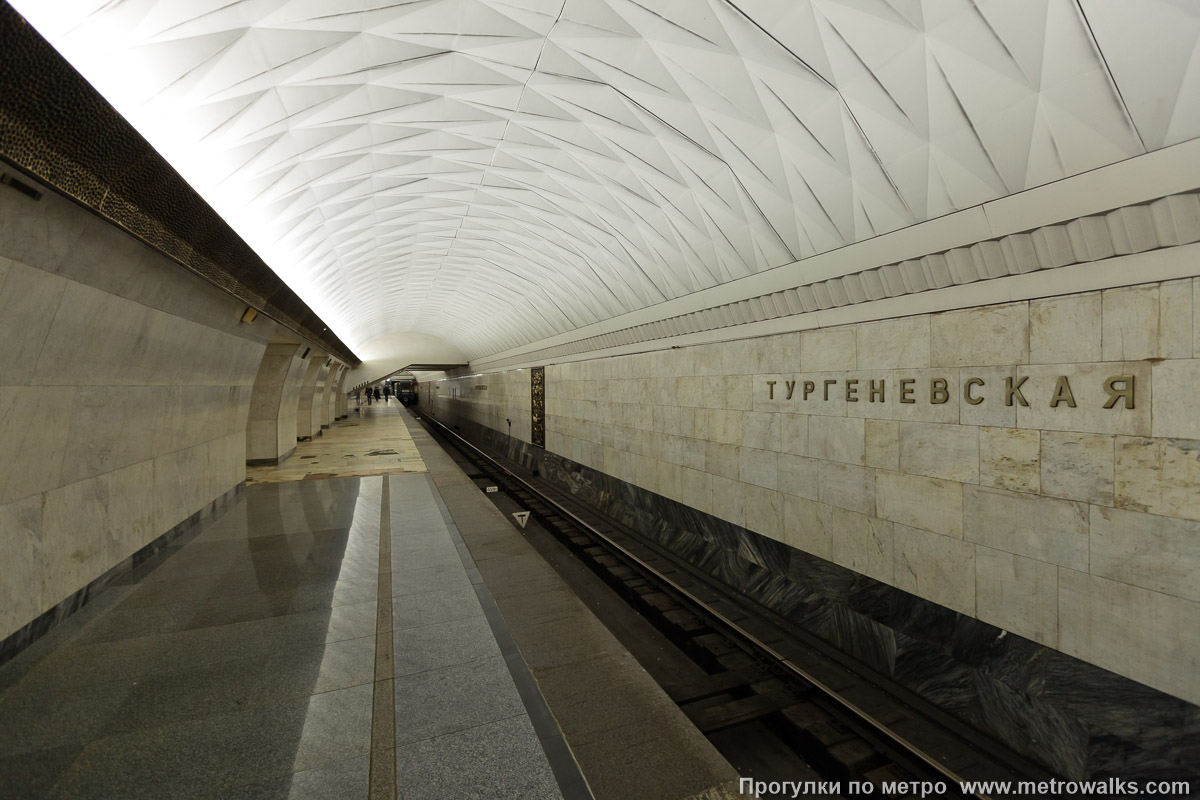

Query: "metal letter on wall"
left=530, top=366, right=545, bottom=448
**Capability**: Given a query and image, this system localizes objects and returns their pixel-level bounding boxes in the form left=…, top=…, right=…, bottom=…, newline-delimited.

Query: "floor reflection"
left=0, top=476, right=383, bottom=799
left=247, top=403, right=426, bottom=485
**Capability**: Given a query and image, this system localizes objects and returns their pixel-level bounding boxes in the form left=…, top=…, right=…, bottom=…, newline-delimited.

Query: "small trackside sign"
left=512, top=511, right=530, bottom=528
left=485, top=486, right=498, bottom=493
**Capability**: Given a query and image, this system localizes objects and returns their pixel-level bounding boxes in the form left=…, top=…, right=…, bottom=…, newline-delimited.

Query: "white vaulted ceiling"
left=12, top=0, right=1200, bottom=360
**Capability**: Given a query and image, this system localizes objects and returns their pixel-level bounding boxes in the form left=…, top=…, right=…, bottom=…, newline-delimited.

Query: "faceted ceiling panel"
left=10, top=0, right=1196, bottom=359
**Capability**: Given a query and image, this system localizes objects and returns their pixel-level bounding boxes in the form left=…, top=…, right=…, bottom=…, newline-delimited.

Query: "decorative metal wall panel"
left=478, top=190, right=1200, bottom=367
left=530, top=367, right=546, bottom=449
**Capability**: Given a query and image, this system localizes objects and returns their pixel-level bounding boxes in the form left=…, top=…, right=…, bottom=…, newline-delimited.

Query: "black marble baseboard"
left=0, top=481, right=245, bottom=669
left=433, top=411, right=1200, bottom=784
left=246, top=445, right=294, bottom=467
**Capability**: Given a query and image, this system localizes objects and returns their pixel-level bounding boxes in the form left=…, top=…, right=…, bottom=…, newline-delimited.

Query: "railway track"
left=412, top=410, right=1056, bottom=800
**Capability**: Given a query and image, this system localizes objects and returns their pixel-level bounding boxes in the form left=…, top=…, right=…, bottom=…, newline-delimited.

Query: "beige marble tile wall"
left=0, top=186, right=271, bottom=641
left=318, top=363, right=335, bottom=427
left=432, top=278, right=1200, bottom=706
left=334, top=368, right=349, bottom=418
left=308, top=360, right=331, bottom=435
left=320, top=363, right=344, bottom=427
left=281, top=351, right=313, bottom=445
left=295, top=353, right=327, bottom=440
left=246, top=342, right=309, bottom=462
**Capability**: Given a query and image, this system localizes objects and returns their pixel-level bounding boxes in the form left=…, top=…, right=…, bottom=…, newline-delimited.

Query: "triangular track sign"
left=512, top=511, right=531, bottom=529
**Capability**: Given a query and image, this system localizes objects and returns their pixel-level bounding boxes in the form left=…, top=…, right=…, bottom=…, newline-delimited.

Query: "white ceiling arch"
left=13, top=0, right=1200, bottom=360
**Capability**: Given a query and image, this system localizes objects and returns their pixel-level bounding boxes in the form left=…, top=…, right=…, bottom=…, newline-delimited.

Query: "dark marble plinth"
left=0, top=482, right=246, bottom=669
left=246, top=446, right=294, bottom=467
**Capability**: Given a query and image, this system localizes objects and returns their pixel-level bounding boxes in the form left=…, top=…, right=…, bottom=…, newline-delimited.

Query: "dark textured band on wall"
left=0, top=3, right=358, bottom=366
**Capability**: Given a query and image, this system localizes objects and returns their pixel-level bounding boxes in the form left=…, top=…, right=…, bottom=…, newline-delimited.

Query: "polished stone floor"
left=0, top=472, right=565, bottom=799
left=247, top=401, right=425, bottom=485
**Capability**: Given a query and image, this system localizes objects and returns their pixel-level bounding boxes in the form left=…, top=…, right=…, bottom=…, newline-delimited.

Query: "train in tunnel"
left=392, top=376, right=418, bottom=406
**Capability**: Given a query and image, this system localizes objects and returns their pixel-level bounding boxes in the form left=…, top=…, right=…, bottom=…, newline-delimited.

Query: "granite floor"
left=0, top=472, right=569, bottom=799
left=247, top=401, right=425, bottom=485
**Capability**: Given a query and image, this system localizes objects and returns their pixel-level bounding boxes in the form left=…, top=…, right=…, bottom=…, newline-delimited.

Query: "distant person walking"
left=374, top=387, right=381, bottom=403
left=384, top=385, right=392, bottom=403
left=365, top=388, right=372, bottom=405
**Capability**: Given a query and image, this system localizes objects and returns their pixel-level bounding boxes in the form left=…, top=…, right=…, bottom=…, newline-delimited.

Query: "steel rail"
left=418, top=411, right=995, bottom=800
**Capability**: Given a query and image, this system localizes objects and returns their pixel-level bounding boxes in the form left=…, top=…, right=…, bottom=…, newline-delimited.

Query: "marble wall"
left=425, top=277, right=1200, bottom=779
left=333, top=368, right=349, bottom=420
left=320, top=363, right=344, bottom=428
left=295, top=354, right=327, bottom=441
left=309, top=360, right=331, bottom=436
left=246, top=342, right=310, bottom=464
left=0, top=181, right=271, bottom=643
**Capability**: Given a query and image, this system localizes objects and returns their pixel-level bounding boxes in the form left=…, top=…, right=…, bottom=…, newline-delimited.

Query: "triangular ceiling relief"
left=11, top=0, right=1189, bottom=358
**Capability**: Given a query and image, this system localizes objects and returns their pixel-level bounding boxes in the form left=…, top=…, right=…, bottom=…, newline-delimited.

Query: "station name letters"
left=764, top=374, right=1136, bottom=409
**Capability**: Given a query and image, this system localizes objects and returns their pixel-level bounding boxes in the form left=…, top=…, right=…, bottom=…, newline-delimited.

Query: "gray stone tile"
left=0, top=745, right=83, bottom=799
left=319, top=600, right=381, bottom=644
left=210, top=559, right=380, bottom=593
left=113, top=569, right=231, bottom=609
left=14, top=627, right=276, bottom=694
left=100, top=655, right=271, bottom=738
left=169, top=576, right=380, bottom=629
left=393, top=655, right=525, bottom=745
left=48, top=682, right=374, bottom=799
left=207, top=777, right=293, bottom=800
left=390, top=519, right=450, bottom=539
left=391, top=585, right=482, bottom=631
left=388, top=504, right=447, bottom=528
left=291, top=683, right=375, bottom=772
left=391, top=535, right=459, bottom=561
left=570, top=717, right=722, bottom=800
left=390, top=564, right=470, bottom=597
left=56, top=603, right=184, bottom=647
left=394, top=715, right=561, bottom=800
left=463, top=534, right=532, bottom=563
left=259, top=634, right=376, bottom=697
left=389, top=547, right=463, bottom=573
left=0, top=586, right=136, bottom=698
left=0, top=675, right=139, bottom=755
left=171, top=600, right=378, bottom=653
left=2, top=639, right=380, bottom=754
left=114, top=565, right=377, bottom=613
left=17, top=597, right=374, bottom=695
left=48, top=705, right=308, bottom=799
left=393, top=616, right=501, bottom=676
left=285, top=753, right=371, bottom=800
left=97, top=576, right=378, bottom=647
left=195, top=503, right=364, bottom=542
left=206, top=501, right=362, bottom=530
left=168, top=528, right=362, bottom=564
left=0, top=474, right=392, bottom=797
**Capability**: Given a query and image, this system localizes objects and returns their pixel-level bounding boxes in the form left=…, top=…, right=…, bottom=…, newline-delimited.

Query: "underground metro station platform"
left=1, top=1, right=1199, bottom=798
